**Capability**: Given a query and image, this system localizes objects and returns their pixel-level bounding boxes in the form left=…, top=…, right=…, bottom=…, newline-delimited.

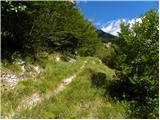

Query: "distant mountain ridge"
left=96, top=30, right=118, bottom=43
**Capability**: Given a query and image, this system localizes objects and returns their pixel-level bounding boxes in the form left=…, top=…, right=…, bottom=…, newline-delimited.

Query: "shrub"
left=112, top=9, right=159, bottom=118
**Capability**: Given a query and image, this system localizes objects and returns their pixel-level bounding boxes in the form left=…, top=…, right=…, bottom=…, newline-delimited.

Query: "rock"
left=21, top=65, right=26, bottom=73
left=69, top=58, right=76, bottom=63
left=6, top=74, right=11, bottom=78
left=1, top=72, right=21, bottom=88
left=56, top=56, right=60, bottom=61
left=34, top=66, right=40, bottom=74
left=1, top=61, right=42, bottom=89
left=10, top=75, right=16, bottom=79
left=105, top=42, right=112, bottom=48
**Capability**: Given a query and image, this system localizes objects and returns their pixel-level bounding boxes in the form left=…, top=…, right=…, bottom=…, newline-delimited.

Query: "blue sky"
left=76, top=1, right=158, bottom=35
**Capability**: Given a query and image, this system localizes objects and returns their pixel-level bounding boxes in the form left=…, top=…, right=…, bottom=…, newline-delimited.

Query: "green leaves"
left=2, top=1, right=102, bottom=59
left=113, top=9, right=159, bottom=118
left=28, top=2, right=100, bottom=56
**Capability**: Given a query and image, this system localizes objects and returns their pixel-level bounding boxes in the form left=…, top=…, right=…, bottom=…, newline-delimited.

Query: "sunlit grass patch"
left=15, top=64, right=129, bottom=119
left=1, top=55, right=84, bottom=117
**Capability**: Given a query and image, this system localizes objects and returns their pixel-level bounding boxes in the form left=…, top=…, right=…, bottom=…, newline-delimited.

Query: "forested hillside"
left=1, top=1, right=159, bottom=119
left=96, top=30, right=118, bottom=43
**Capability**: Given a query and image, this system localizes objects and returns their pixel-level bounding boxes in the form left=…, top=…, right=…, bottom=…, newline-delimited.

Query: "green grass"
left=1, top=55, right=85, bottom=117
left=86, top=57, right=115, bottom=79
left=1, top=63, right=22, bottom=74
left=13, top=58, right=129, bottom=119
left=1, top=55, right=130, bottom=118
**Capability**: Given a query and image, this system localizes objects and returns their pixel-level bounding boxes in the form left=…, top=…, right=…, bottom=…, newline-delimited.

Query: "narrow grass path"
left=13, top=59, right=128, bottom=119
left=3, top=60, right=87, bottom=119
left=1, top=58, right=83, bottom=117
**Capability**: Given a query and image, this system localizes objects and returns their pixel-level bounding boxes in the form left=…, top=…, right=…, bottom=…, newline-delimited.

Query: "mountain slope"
left=96, top=29, right=118, bottom=43
left=1, top=55, right=129, bottom=119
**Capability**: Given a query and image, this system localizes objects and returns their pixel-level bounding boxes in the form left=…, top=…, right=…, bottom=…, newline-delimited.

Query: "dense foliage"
left=1, top=1, right=101, bottom=61
left=111, top=9, right=159, bottom=118
left=2, top=1, right=32, bottom=60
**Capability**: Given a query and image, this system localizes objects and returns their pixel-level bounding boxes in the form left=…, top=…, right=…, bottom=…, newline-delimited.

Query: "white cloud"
left=101, top=18, right=142, bottom=36
left=101, top=19, right=122, bottom=36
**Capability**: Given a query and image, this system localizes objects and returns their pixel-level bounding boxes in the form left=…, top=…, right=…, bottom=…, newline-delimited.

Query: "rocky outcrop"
left=1, top=71, right=25, bottom=88
left=1, top=59, right=42, bottom=89
left=3, top=60, right=87, bottom=119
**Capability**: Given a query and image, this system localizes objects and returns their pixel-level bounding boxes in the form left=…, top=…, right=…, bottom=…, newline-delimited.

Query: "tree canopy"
left=1, top=1, right=101, bottom=60
left=112, top=9, right=159, bottom=118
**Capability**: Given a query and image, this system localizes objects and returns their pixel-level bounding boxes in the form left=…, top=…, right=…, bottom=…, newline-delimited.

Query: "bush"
left=111, top=9, right=159, bottom=118
left=11, top=51, right=21, bottom=62
left=89, top=70, right=107, bottom=89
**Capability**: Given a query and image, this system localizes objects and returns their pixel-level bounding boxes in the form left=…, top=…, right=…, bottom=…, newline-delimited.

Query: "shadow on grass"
left=89, top=69, right=142, bottom=101
left=89, top=70, right=107, bottom=89
left=88, top=69, right=159, bottom=119
left=88, top=69, right=126, bottom=99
